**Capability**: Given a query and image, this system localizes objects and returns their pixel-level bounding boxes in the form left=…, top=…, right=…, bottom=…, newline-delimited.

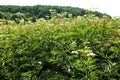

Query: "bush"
left=0, top=15, right=120, bottom=80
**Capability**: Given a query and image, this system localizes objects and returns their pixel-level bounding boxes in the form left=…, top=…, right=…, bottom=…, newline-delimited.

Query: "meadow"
left=0, top=14, right=120, bottom=80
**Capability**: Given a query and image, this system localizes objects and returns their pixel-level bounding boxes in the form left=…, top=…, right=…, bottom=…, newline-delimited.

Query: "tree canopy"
left=0, top=5, right=111, bottom=21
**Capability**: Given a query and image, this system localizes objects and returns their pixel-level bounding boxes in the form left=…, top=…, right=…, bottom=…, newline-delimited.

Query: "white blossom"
left=112, top=63, right=116, bottom=66
left=38, top=61, right=42, bottom=64
left=71, top=51, right=78, bottom=54
left=68, top=68, right=71, bottom=72
left=71, top=41, right=76, bottom=45
left=86, top=52, right=96, bottom=57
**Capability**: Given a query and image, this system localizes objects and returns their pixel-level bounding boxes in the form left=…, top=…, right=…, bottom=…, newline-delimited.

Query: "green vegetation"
left=0, top=6, right=120, bottom=80
left=0, top=5, right=111, bottom=21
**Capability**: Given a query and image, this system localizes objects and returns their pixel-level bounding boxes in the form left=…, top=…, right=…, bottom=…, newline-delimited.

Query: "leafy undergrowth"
left=0, top=15, right=120, bottom=80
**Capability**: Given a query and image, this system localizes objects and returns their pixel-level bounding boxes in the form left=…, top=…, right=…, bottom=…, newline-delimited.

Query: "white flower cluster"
left=71, top=46, right=96, bottom=60
left=70, top=42, right=96, bottom=59
left=71, top=51, right=79, bottom=54
left=71, top=41, right=76, bottom=45
left=86, top=52, right=96, bottom=57
left=38, top=61, right=42, bottom=64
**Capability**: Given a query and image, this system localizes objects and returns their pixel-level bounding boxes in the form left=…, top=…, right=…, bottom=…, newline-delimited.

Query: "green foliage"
left=0, top=14, right=120, bottom=80
left=0, top=5, right=111, bottom=21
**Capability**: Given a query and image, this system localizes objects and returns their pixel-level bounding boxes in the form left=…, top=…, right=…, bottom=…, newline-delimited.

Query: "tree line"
left=0, top=5, right=111, bottom=22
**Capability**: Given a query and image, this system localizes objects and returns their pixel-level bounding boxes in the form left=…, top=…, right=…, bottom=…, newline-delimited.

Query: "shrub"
left=0, top=15, right=120, bottom=80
